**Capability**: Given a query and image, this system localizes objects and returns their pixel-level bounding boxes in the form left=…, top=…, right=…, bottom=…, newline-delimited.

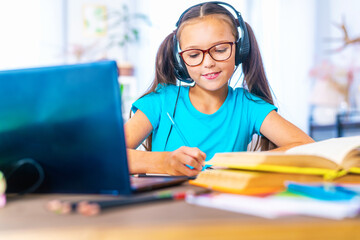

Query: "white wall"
left=247, top=0, right=316, bottom=132
left=0, top=0, right=65, bottom=70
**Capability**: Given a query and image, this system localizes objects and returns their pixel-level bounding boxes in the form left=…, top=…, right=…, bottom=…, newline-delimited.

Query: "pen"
left=77, top=191, right=187, bottom=216
left=46, top=191, right=184, bottom=216
left=166, top=112, right=191, bottom=146
left=46, top=189, right=211, bottom=216
left=166, top=112, right=207, bottom=171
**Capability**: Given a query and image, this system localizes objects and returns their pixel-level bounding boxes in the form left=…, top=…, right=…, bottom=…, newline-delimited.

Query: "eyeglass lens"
left=181, top=42, right=233, bottom=66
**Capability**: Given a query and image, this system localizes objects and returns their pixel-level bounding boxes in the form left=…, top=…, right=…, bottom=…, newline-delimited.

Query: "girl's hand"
left=164, top=146, right=206, bottom=176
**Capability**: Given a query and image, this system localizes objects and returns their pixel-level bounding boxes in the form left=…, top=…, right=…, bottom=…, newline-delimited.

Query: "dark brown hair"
left=135, top=3, right=276, bottom=151
left=241, top=22, right=276, bottom=151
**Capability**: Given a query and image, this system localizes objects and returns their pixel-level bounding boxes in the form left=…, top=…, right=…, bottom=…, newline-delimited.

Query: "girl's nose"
left=202, top=52, right=216, bottom=68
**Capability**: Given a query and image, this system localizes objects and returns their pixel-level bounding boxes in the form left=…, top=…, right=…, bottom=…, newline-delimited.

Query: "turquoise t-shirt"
left=132, top=84, right=277, bottom=161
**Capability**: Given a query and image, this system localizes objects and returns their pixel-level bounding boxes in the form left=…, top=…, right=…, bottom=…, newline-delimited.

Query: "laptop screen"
left=0, top=61, right=132, bottom=195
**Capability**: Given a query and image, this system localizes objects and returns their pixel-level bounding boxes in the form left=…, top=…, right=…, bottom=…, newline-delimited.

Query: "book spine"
left=189, top=180, right=283, bottom=195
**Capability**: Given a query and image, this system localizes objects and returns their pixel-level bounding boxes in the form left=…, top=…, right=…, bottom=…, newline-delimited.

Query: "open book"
left=208, top=136, right=360, bottom=179
left=189, top=136, right=360, bottom=194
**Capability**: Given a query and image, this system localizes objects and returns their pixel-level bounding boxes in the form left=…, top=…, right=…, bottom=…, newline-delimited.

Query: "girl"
left=125, top=2, right=314, bottom=176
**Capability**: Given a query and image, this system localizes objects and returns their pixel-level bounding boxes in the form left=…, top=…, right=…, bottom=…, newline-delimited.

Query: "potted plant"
left=106, top=4, right=151, bottom=76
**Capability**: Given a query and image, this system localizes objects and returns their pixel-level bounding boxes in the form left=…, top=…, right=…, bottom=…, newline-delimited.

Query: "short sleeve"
left=131, top=92, right=163, bottom=130
left=243, top=91, right=277, bottom=136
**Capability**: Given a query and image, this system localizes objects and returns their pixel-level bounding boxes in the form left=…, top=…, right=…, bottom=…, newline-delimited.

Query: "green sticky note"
left=0, top=171, right=6, bottom=195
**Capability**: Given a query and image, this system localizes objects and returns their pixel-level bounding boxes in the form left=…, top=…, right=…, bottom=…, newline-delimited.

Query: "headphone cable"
left=229, top=64, right=244, bottom=88
left=5, top=158, right=45, bottom=195
left=164, top=82, right=182, bottom=150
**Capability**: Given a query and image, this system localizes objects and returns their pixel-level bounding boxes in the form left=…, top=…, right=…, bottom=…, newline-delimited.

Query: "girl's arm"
left=124, top=110, right=206, bottom=176
left=260, top=110, right=315, bottom=151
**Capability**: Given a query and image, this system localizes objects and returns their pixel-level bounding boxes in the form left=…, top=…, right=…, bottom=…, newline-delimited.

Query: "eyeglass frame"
left=178, top=41, right=235, bottom=67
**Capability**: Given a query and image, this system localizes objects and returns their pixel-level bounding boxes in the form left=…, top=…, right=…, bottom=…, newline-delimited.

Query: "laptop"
left=0, top=61, right=188, bottom=195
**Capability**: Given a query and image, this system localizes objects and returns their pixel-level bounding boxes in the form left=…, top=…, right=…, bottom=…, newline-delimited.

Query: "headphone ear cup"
left=235, top=16, right=250, bottom=66
left=235, top=41, right=241, bottom=66
left=172, top=35, right=193, bottom=83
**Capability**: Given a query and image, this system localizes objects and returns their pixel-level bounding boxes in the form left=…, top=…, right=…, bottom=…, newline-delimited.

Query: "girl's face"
left=179, top=16, right=236, bottom=93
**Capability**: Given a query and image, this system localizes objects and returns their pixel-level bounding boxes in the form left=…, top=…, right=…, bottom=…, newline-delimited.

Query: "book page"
left=186, top=193, right=360, bottom=219
left=286, top=136, right=360, bottom=165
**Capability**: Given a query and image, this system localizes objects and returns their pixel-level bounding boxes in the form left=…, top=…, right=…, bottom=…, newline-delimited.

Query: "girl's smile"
left=201, top=71, right=221, bottom=80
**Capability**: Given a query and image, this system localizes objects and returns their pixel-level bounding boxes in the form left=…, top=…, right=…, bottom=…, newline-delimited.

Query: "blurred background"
left=1, top=0, right=360, bottom=140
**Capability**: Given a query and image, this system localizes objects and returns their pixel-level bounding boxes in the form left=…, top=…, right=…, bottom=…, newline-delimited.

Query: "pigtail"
left=155, top=31, right=178, bottom=86
left=131, top=31, right=178, bottom=151
left=242, top=22, right=277, bottom=151
left=143, top=31, right=177, bottom=96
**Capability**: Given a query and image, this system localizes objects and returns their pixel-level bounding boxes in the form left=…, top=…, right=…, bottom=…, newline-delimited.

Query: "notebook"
left=0, top=61, right=188, bottom=195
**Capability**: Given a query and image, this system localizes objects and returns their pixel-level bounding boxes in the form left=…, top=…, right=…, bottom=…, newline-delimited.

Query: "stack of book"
left=187, top=136, right=360, bottom=219
left=190, top=136, right=360, bottom=195
left=186, top=185, right=360, bottom=219
left=0, top=171, right=6, bottom=208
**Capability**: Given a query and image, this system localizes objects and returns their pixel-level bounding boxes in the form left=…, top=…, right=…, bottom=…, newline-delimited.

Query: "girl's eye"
left=189, top=54, right=200, bottom=58
left=214, top=47, right=228, bottom=53
left=186, top=52, right=201, bottom=58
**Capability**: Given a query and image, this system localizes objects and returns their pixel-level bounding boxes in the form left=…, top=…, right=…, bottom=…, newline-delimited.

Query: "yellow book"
left=206, top=136, right=360, bottom=180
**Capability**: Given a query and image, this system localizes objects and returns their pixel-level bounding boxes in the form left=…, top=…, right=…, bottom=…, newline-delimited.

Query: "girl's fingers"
left=176, top=148, right=204, bottom=171
left=172, top=151, right=202, bottom=171
left=176, top=163, right=201, bottom=176
left=183, top=156, right=203, bottom=171
left=180, top=147, right=206, bottom=164
left=166, top=146, right=206, bottom=176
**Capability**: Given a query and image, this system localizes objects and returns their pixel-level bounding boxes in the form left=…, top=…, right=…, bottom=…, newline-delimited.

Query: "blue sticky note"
left=286, top=182, right=357, bottom=201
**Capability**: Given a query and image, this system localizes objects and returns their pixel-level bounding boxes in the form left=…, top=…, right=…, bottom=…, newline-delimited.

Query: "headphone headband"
left=172, top=1, right=250, bottom=83
left=176, top=2, right=241, bottom=29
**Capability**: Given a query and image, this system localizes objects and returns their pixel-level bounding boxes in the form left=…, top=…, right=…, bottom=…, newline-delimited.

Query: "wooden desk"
left=1, top=184, right=360, bottom=240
